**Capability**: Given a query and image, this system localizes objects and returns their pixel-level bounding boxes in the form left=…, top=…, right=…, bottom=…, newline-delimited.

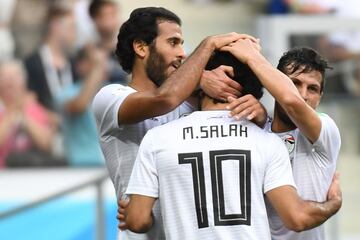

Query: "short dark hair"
left=205, top=51, right=263, bottom=100
left=89, top=0, right=117, bottom=19
left=277, top=47, right=331, bottom=92
left=115, top=7, right=181, bottom=73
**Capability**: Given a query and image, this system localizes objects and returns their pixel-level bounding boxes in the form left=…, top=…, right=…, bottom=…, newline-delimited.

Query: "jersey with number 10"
left=127, top=110, right=295, bottom=240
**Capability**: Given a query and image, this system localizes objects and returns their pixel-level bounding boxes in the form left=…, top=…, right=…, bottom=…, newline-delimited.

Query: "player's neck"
left=129, top=64, right=157, bottom=91
left=271, top=112, right=297, bottom=133
left=201, top=96, right=228, bottom=111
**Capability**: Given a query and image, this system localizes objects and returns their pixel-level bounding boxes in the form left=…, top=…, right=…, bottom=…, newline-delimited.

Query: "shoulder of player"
left=91, top=84, right=133, bottom=125
left=93, top=84, right=130, bottom=103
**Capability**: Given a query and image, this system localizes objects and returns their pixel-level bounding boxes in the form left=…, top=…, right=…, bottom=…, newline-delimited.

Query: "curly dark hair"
left=205, top=51, right=263, bottom=100
left=277, top=47, right=332, bottom=92
left=115, top=7, right=181, bottom=73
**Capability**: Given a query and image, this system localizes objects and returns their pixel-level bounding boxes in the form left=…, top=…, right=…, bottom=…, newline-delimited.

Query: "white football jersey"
left=92, top=84, right=194, bottom=240
left=127, top=110, right=295, bottom=240
left=265, top=113, right=341, bottom=240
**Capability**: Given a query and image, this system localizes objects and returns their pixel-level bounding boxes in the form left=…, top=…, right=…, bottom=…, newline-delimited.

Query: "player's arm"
left=125, top=194, right=157, bottom=233
left=223, top=39, right=321, bottom=143
left=119, top=33, right=259, bottom=124
left=64, top=46, right=107, bottom=114
left=266, top=173, right=342, bottom=232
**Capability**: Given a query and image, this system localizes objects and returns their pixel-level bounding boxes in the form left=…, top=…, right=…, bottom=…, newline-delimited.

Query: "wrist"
left=202, top=36, right=216, bottom=52
left=246, top=52, right=268, bottom=68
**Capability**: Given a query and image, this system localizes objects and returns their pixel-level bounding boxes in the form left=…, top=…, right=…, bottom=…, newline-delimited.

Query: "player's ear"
left=133, top=40, right=149, bottom=59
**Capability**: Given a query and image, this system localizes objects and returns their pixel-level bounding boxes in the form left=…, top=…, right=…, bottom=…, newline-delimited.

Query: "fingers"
left=213, top=84, right=240, bottom=102
left=227, top=94, right=263, bottom=121
left=217, top=65, right=234, bottom=78
left=201, top=67, right=242, bottom=100
left=117, top=199, right=129, bottom=230
left=227, top=95, right=249, bottom=110
left=227, top=95, right=254, bottom=119
left=119, top=199, right=129, bottom=208
left=237, top=33, right=258, bottom=43
left=213, top=66, right=242, bottom=93
left=212, top=32, right=258, bottom=50
left=118, top=222, right=127, bottom=230
left=220, top=45, right=231, bottom=53
left=223, top=77, right=243, bottom=91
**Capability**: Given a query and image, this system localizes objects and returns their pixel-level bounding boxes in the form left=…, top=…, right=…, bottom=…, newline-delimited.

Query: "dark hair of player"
left=277, top=47, right=331, bottom=93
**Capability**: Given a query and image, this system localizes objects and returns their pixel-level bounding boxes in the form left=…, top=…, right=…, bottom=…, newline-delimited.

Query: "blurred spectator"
left=89, top=0, right=128, bottom=85
left=267, top=0, right=290, bottom=14
left=282, top=0, right=337, bottom=14
left=54, top=45, right=106, bottom=166
left=72, top=0, right=97, bottom=49
left=24, top=5, right=78, bottom=111
left=267, top=0, right=337, bottom=14
left=0, top=0, right=16, bottom=60
left=270, top=0, right=360, bottom=96
left=11, top=0, right=50, bottom=58
left=317, top=0, right=360, bottom=96
left=0, top=60, right=62, bottom=168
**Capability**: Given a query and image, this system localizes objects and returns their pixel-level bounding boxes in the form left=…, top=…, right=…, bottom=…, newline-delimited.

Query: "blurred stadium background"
left=0, top=0, right=359, bottom=239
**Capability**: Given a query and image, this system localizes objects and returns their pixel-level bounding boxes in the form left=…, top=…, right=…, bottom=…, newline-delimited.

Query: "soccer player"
left=224, top=41, right=341, bottom=239
left=124, top=51, right=342, bottom=239
left=92, top=7, right=262, bottom=239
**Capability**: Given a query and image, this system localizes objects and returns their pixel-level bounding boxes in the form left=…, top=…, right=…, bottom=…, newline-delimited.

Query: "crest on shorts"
left=283, top=134, right=295, bottom=154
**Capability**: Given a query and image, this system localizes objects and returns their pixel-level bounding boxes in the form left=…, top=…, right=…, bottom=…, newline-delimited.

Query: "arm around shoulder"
left=266, top=182, right=342, bottom=232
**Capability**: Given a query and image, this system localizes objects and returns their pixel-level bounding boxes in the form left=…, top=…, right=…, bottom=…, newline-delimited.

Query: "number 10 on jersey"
left=178, top=149, right=251, bottom=228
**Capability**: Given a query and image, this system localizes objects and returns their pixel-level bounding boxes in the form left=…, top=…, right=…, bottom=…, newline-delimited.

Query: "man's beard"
left=146, top=44, right=168, bottom=87
left=275, top=102, right=297, bottom=129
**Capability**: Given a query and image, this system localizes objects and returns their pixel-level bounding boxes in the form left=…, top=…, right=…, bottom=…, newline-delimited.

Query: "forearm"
left=247, top=53, right=302, bottom=107
left=125, top=195, right=156, bottom=233
left=126, top=212, right=153, bottom=233
left=294, top=197, right=341, bottom=232
left=65, top=69, right=105, bottom=114
left=267, top=185, right=341, bottom=233
left=247, top=53, right=321, bottom=141
left=155, top=38, right=215, bottom=108
left=119, top=39, right=214, bottom=124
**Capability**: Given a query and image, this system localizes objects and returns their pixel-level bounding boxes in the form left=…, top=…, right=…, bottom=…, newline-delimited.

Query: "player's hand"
left=200, top=65, right=243, bottom=101
left=327, top=171, right=342, bottom=210
left=117, top=199, right=129, bottom=230
left=205, top=32, right=259, bottom=51
left=221, top=38, right=262, bottom=65
left=226, top=95, right=267, bottom=127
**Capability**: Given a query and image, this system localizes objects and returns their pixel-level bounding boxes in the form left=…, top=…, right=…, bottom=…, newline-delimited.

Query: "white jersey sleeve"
left=92, top=84, right=135, bottom=136
left=263, top=134, right=296, bottom=193
left=313, top=113, right=341, bottom=165
left=126, top=130, right=159, bottom=198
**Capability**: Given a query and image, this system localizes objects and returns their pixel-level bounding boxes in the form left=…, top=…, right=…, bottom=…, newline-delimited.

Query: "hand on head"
left=200, top=65, right=243, bottom=101
left=221, top=37, right=262, bottom=64
left=207, top=32, right=259, bottom=51
left=226, top=94, right=267, bottom=126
